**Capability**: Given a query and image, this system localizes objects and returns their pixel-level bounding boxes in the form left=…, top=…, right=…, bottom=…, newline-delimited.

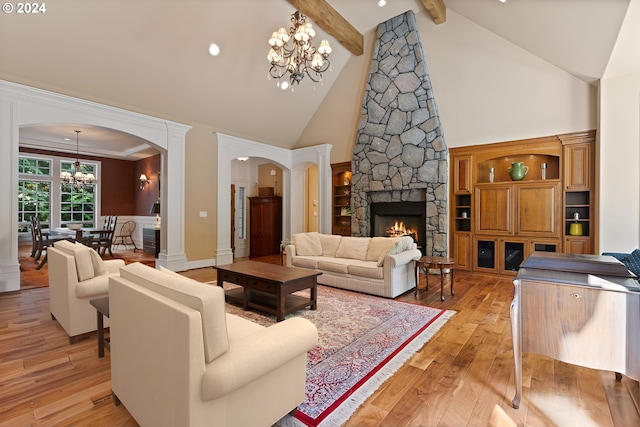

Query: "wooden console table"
left=510, top=252, right=640, bottom=409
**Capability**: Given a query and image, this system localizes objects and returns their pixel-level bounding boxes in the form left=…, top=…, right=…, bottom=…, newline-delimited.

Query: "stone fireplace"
left=351, top=10, right=448, bottom=257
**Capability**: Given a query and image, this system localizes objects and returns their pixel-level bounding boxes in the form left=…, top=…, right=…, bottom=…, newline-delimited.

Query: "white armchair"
left=109, top=262, right=318, bottom=427
left=47, top=239, right=124, bottom=343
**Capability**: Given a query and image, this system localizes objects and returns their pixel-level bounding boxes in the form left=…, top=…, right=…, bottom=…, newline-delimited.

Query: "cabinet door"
left=564, top=143, right=591, bottom=190
left=475, top=184, right=512, bottom=235
left=453, top=232, right=471, bottom=271
left=474, top=237, right=498, bottom=273
left=499, top=238, right=529, bottom=275
left=565, top=236, right=591, bottom=254
left=516, top=183, right=561, bottom=238
left=520, top=279, right=626, bottom=371
left=454, top=155, right=472, bottom=194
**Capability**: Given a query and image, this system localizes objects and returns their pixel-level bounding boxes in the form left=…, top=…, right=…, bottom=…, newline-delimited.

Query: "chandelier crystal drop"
left=60, top=130, right=95, bottom=191
left=267, top=10, right=332, bottom=88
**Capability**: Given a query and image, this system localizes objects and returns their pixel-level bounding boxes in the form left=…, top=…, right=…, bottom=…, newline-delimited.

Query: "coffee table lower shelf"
left=225, top=287, right=314, bottom=320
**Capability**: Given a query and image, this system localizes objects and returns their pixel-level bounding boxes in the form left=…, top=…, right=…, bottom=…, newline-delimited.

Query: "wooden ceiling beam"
left=286, top=0, right=363, bottom=56
left=421, top=0, right=447, bottom=24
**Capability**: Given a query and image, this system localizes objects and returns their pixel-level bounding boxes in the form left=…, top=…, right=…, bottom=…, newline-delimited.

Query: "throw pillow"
left=53, top=240, right=95, bottom=282
left=387, top=236, right=415, bottom=256
left=71, top=243, right=96, bottom=282
left=89, top=248, right=107, bottom=276
left=366, top=237, right=396, bottom=261
left=319, top=234, right=342, bottom=257
left=293, top=232, right=323, bottom=256
left=335, top=237, right=370, bottom=261
left=626, top=249, right=640, bottom=278
left=377, top=240, right=399, bottom=267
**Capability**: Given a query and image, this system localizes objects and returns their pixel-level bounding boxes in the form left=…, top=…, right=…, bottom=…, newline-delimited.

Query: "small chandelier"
left=60, top=130, right=95, bottom=191
left=267, top=10, right=332, bottom=89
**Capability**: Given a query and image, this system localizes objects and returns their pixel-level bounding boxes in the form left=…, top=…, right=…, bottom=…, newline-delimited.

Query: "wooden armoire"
left=248, top=196, right=282, bottom=258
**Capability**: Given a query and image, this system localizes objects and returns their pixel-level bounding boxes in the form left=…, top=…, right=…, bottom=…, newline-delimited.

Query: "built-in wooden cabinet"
left=560, top=133, right=595, bottom=254
left=331, top=162, right=352, bottom=236
left=450, top=130, right=596, bottom=274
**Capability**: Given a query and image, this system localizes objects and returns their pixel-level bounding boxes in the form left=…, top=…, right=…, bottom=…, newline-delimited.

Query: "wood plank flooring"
left=2, top=254, right=639, bottom=426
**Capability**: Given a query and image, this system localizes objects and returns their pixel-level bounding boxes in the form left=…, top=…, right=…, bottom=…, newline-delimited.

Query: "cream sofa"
left=285, top=232, right=422, bottom=298
left=48, top=239, right=125, bottom=343
left=109, top=262, right=318, bottom=427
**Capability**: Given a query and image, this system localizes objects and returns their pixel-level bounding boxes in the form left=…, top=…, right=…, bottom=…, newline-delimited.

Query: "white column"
left=0, top=89, right=21, bottom=292
left=156, top=122, right=190, bottom=271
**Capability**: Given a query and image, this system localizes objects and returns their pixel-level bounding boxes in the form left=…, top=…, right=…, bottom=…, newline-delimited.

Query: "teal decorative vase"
left=508, top=162, right=529, bottom=181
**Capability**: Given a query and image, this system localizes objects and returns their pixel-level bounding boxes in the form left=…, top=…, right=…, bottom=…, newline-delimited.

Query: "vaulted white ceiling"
left=0, top=0, right=630, bottom=159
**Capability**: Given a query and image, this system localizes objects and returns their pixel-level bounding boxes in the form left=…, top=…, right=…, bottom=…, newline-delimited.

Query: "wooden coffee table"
left=213, top=261, right=321, bottom=321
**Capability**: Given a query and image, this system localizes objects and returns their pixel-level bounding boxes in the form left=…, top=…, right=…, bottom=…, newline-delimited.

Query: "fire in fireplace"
left=370, top=201, right=426, bottom=255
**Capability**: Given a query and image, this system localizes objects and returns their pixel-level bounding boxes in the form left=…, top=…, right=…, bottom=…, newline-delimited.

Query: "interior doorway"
left=230, top=184, right=235, bottom=255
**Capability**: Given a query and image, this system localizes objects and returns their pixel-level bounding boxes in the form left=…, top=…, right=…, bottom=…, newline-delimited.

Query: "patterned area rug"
left=222, top=284, right=455, bottom=427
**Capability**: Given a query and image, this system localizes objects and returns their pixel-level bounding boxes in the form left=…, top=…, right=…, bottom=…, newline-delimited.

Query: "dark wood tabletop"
left=213, top=261, right=321, bottom=282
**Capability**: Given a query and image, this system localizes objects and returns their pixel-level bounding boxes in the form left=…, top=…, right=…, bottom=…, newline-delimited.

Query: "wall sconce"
left=139, top=174, right=150, bottom=190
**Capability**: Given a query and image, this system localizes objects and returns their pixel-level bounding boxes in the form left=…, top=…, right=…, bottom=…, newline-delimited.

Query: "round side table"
left=415, top=256, right=455, bottom=301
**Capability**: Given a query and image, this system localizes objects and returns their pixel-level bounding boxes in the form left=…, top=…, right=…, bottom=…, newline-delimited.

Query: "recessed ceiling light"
left=499, top=0, right=507, bottom=3
left=208, top=43, right=220, bottom=57
left=377, top=0, right=387, bottom=6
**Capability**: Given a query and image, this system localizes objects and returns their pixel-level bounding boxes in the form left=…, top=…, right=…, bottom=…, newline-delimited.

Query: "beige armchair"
left=109, top=262, right=318, bottom=427
left=48, top=240, right=125, bottom=343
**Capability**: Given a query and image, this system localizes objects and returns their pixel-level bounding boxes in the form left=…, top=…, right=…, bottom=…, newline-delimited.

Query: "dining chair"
left=31, top=216, right=71, bottom=270
left=93, top=215, right=118, bottom=257
left=112, top=220, right=137, bottom=251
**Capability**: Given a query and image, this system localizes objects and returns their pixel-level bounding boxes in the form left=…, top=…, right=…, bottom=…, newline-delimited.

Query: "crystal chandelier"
left=267, top=10, right=332, bottom=89
left=60, top=130, right=95, bottom=191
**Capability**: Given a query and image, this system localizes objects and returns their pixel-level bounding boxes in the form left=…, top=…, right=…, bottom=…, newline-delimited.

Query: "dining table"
left=35, top=227, right=110, bottom=270
left=54, top=227, right=109, bottom=245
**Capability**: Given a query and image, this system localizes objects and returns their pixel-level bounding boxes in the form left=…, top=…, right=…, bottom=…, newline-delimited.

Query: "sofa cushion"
left=319, top=234, right=342, bottom=257
left=75, top=274, right=110, bottom=298
left=335, top=236, right=370, bottom=261
left=291, top=256, right=320, bottom=269
left=293, top=232, right=322, bottom=256
left=54, top=240, right=95, bottom=282
left=347, top=262, right=384, bottom=280
left=120, top=262, right=229, bottom=363
left=317, top=259, right=350, bottom=274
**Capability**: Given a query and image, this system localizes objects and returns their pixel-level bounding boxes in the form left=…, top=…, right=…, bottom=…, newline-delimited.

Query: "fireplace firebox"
left=370, top=201, right=426, bottom=255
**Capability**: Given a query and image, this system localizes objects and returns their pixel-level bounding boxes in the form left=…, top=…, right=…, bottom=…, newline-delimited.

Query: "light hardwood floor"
left=2, top=256, right=639, bottom=426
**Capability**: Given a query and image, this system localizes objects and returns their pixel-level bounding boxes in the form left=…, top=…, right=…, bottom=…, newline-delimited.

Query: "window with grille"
left=18, top=155, right=99, bottom=234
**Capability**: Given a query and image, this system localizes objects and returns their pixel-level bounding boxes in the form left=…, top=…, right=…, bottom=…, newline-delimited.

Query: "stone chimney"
left=351, top=10, right=448, bottom=256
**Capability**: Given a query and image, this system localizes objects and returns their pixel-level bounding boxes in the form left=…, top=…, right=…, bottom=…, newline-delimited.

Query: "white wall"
left=599, top=73, right=640, bottom=252
left=598, top=0, right=640, bottom=253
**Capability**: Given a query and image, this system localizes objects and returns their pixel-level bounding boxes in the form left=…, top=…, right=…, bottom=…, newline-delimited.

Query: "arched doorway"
left=0, top=81, right=190, bottom=292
